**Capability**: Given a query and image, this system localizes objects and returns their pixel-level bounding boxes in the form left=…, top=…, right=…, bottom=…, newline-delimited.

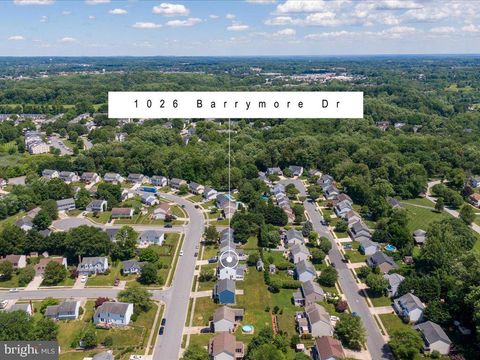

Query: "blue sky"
left=1, top=0, right=479, bottom=56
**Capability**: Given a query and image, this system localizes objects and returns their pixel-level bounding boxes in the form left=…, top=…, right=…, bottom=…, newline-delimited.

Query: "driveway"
left=24, top=275, right=43, bottom=291
left=285, top=179, right=392, bottom=360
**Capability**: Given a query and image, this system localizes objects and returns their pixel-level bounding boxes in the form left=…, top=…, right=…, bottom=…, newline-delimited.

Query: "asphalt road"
left=283, top=179, right=391, bottom=360
left=152, top=193, right=205, bottom=360
left=48, top=135, right=73, bottom=156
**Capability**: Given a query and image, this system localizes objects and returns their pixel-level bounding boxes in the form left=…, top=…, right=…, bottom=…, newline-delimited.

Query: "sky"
left=1, top=0, right=479, bottom=56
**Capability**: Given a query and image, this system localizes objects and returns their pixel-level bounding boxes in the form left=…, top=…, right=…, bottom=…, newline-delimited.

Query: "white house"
left=93, top=302, right=134, bottom=326
left=45, top=300, right=80, bottom=321
left=141, top=193, right=159, bottom=206
left=138, top=230, right=165, bottom=245
left=414, top=321, right=452, bottom=355
left=212, top=306, right=244, bottom=333
left=394, top=293, right=425, bottom=323
left=151, top=203, right=171, bottom=220
left=289, top=243, right=311, bottom=264
left=296, top=260, right=317, bottom=282
left=86, top=199, right=107, bottom=213
left=150, top=175, right=168, bottom=187
left=78, top=257, right=109, bottom=275
left=203, top=187, right=218, bottom=201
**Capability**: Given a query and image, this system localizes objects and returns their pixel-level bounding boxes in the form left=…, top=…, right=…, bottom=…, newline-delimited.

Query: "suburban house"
left=414, top=321, right=452, bottom=355
left=413, top=229, right=427, bottom=245
left=150, top=175, right=168, bottom=187
left=313, top=336, right=345, bottom=360
left=359, top=238, right=379, bottom=256
left=212, top=306, right=244, bottom=333
left=290, top=243, right=311, bottom=264
left=56, top=198, right=76, bottom=211
left=138, top=230, right=165, bottom=245
left=35, top=257, right=67, bottom=274
left=127, top=173, right=144, bottom=184
left=0, top=255, right=27, bottom=269
left=15, top=216, right=34, bottom=231
left=42, top=169, right=59, bottom=180
left=469, top=193, right=480, bottom=207
left=45, top=300, right=80, bottom=321
left=170, top=178, right=187, bottom=189
left=78, top=257, right=109, bottom=275
left=272, top=183, right=285, bottom=195
left=93, top=302, right=134, bottom=326
left=285, top=229, right=304, bottom=247
left=384, top=273, right=405, bottom=297
left=203, top=187, right=218, bottom=201
left=343, top=210, right=361, bottom=225
left=7, top=303, right=33, bottom=317
left=305, top=303, right=334, bottom=337
left=469, top=177, right=480, bottom=188
left=188, top=182, right=204, bottom=194
left=221, top=202, right=237, bottom=220
left=141, top=193, right=159, bottom=206
left=394, top=292, right=425, bottom=323
left=367, top=252, right=399, bottom=273
left=103, top=173, right=124, bottom=184
left=86, top=199, right=108, bottom=213
left=348, top=221, right=371, bottom=242
left=266, top=167, right=283, bottom=176
left=334, top=200, right=353, bottom=217
left=59, top=171, right=79, bottom=183
left=220, top=228, right=235, bottom=242
left=288, top=165, right=304, bottom=177
left=111, top=208, right=134, bottom=219
left=115, top=132, right=127, bottom=142
left=216, top=193, right=231, bottom=209
left=323, top=185, right=340, bottom=200
left=333, top=193, right=353, bottom=206
left=208, top=332, right=244, bottom=360
left=81, top=172, right=101, bottom=184
left=105, top=228, right=119, bottom=242
left=388, top=197, right=402, bottom=209
left=121, top=260, right=146, bottom=275
left=293, top=279, right=325, bottom=306
left=214, top=278, right=236, bottom=305
left=151, top=203, right=171, bottom=220
left=317, top=174, right=334, bottom=186
left=295, top=259, right=317, bottom=282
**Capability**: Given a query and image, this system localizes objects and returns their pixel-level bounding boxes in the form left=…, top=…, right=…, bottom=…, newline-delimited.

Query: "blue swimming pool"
left=243, top=325, right=253, bottom=333
left=385, top=244, right=397, bottom=251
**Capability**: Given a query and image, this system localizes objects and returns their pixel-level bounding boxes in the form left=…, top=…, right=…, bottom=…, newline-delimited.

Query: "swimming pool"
left=385, top=244, right=397, bottom=251
left=242, top=325, right=253, bottom=333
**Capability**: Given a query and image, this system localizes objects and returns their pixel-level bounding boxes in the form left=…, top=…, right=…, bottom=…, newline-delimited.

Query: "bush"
left=335, top=300, right=348, bottom=313
left=318, top=266, right=338, bottom=287
left=103, top=336, right=113, bottom=347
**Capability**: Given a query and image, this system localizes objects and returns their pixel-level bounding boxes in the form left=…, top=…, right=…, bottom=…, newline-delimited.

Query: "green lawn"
left=86, top=211, right=112, bottom=224
left=404, top=204, right=450, bottom=232
left=0, top=212, right=25, bottom=231
left=243, top=236, right=258, bottom=251
left=86, top=262, right=121, bottom=287
left=262, top=251, right=293, bottom=269
left=192, top=297, right=218, bottom=326
left=379, top=313, right=411, bottom=335
left=365, top=289, right=393, bottom=307
left=202, top=245, right=219, bottom=260
left=402, top=197, right=435, bottom=207
left=344, top=241, right=367, bottom=263
left=171, top=205, right=186, bottom=218
left=188, top=333, right=215, bottom=349
left=0, top=274, right=20, bottom=288
left=189, top=195, right=203, bottom=203
left=41, top=276, right=75, bottom=287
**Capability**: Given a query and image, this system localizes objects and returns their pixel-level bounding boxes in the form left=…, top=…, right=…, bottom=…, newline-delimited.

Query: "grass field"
left=0, top=274, right=20, bottom=288
left=365, top=289, right=393, bottom=307
left=192, top=297, right=218, bottom=327
left=378, top=313, right=411, bottom=335
left=86, top=262, right=122, bottom=287
left=402, top=197, right=436, bottom=207
left=86, top=211, right=112, bottom=224
left=404, top=204, right=450, bottom=232
left=344, top=241, right=367, bottom=263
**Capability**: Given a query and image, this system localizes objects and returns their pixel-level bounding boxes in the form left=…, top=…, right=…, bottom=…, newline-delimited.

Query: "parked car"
left=179, top=250, right=184, bottom=256
left=159, top=326, right=165, bottom=335
left=208, top=256, right=218, bottom=263
left=194, top=252, right=198, bottom=257
left=165, top=224, right=173, bottom=228
left=194, top=205, right=199, bottom=209
left=9, top=288, right=18, bottom=293
left=161, top=318, right=167, bottom=326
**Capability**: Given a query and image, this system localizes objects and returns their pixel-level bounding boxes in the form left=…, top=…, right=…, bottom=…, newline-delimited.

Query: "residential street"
left=284, top=179, right=392, bottom=360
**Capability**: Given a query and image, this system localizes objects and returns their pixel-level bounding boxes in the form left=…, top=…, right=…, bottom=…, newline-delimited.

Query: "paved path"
left=190, top=290, right=212, bottom=298
left=284, top=179, right=392, bottom=360
left=24, top=275, right=43, bottom=291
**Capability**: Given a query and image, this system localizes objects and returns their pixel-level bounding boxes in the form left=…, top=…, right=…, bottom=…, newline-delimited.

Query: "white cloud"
left=109, top=8, right=128, bottom=15
left=276, top=0, right=348, bottom=14
left=265, top=16, right=301, bottom=26
left=276, top=28, right=296, bottom=36
left=226, top=13, right=236, bottom=20
left=374, top=0, right=422, bottom=11
left=60, top=37, right=76, bottom=43
left=8, top=35, right=26, bottom=41
left=376, top=26, right=416, bottom=38
left=88, top=15, right=96, bottom=20
left=209, top=14, right=219, bottom=19
left=305, top=30, right=356, bottom=39
left=132, top=22, right=162, bottom=29
left=85, top=0, right=110, bottom=4
left=246, top=0, right=276, bottom=4
left=40, top=15, right=47, bottom=22
left=62, top=11, right=72, bottom=16
left=166, top=17, right=202, bottom=27
left=227, top=22, right=249, bottom=31
left=429, top=26, right=455, bottom=34
left=462, top=24, right=480, bottom=33
left=14, top=0, right=54, bottom=5
left=152, top=3, right=189, bottom=16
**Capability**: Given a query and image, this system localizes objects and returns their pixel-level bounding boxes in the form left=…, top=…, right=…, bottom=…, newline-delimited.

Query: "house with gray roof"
left=296, top=259, right=317, bottom=282
left=414, top=321, right=452, bottom=355
left=288, top=165, right=304, bottom=177
left=317, top=174, right=334, bottom=186
left=78, top=256, right=109, bottom=275
left=203, top=187, right=218, bottom=201
left=212, top=306, right=244, bottom=333
left=293, top=279, right=325, bottom=306
left=323, top=185, right=340, bottom=200
left=92, top=351, right=114, bottom=360
left=150, top=175, right=168, bottom=187
left=334, top=200, right=353, bottom=217
left=127, top=173, right=144, bottom=184
left=6, top=303, right=33, bottom=316
left=208, top=332, right=244, bottom=360
left=384, top=273, right=405, bottom=297
left=394, top=293, right=425, bottom=323
left=359, top=238, right=379, bottom=256
left=81, top=172, right=101, bottom=184
left=305, top=303, right=333, bottom=337
left=138, top=230, right=164, bottom=245
left=42, top=169, right=59, bottom=179
left=214, top=278, right=236, bottom=305
left=44, top=300, right=80, bottom=320
left=56, top=198, right=76, bottom=211
left=367, top=251, right=398, bottom=273
left=348, top=221, right=371, bottom=242
left=59, top=171, right=79, bottom=183
left=121, top=260, right=146, bottom=275
left=86, top=199, right=107, bottom=213
left=413, top=229, right=427, bottom=245
left=103, top=172, right=124, bottom=184
left=266, top=167, right=282, bottom=176
left=188, top=182, right=204, bottom=194
left=170, top=178, right=187, bottom=189
left=286, top=229, right=304, bottom=247
left=289, top=243, right=311, bottom=264
left=94, top=302, right=134, bottom=326
left=140, top=193, right=158, bottom=206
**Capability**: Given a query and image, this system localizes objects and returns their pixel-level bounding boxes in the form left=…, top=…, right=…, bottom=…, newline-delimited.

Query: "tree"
left=199, top=269, right=214, bottom=282
left=139, top=247, right=160, bottom=264
left=204, top=225, right=219, bottom=243
left=79, top=326, right=98, bottom=348
left=0, top=310, right=34, bottom=340
left=365, top=273, right=388, bottom=296
left=33, top=209, right=52, bottom=230
left=95, top=297, right=110, bottom=308
left=459, top=204, right=475, bottom=225
left=42, top=261, right=67, bottom=286
left=33, top=318, right=58, bottom=341
left=335, top=219, right=348, bottom=233
left=118, top=284, right=152, bottom=313
left=335, top=300, right=348, bottom=312
left=178, top=184, right=189, bottom=195
left=111, top=226, right=138, bottom=261
left=0, top=260, right=14, bottom=281
left=335, top=314, right=366, bottom=351
left=357, top=266, right=372, bottom=280
left=302, top=221, right=313, bottom=237
left=434, top=197, right=444, bottom=212
left=18, top=266, right=35, bottom=286
left=248, top=343, right=286, bottom=360
left=388, top=329, right=423, bottom=360
left=318, top=266, right=338, bottom=287
left=96, top=183, right=122, bottom=209
left=65, top=225, right=111, bottom=259
left=319, top=237, right=332, bottom=253
left=138, top=263, right=161, bottom=285
left=181, top=344, right=209, bottom=360
left=310, top=248, right=325, bottom=264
